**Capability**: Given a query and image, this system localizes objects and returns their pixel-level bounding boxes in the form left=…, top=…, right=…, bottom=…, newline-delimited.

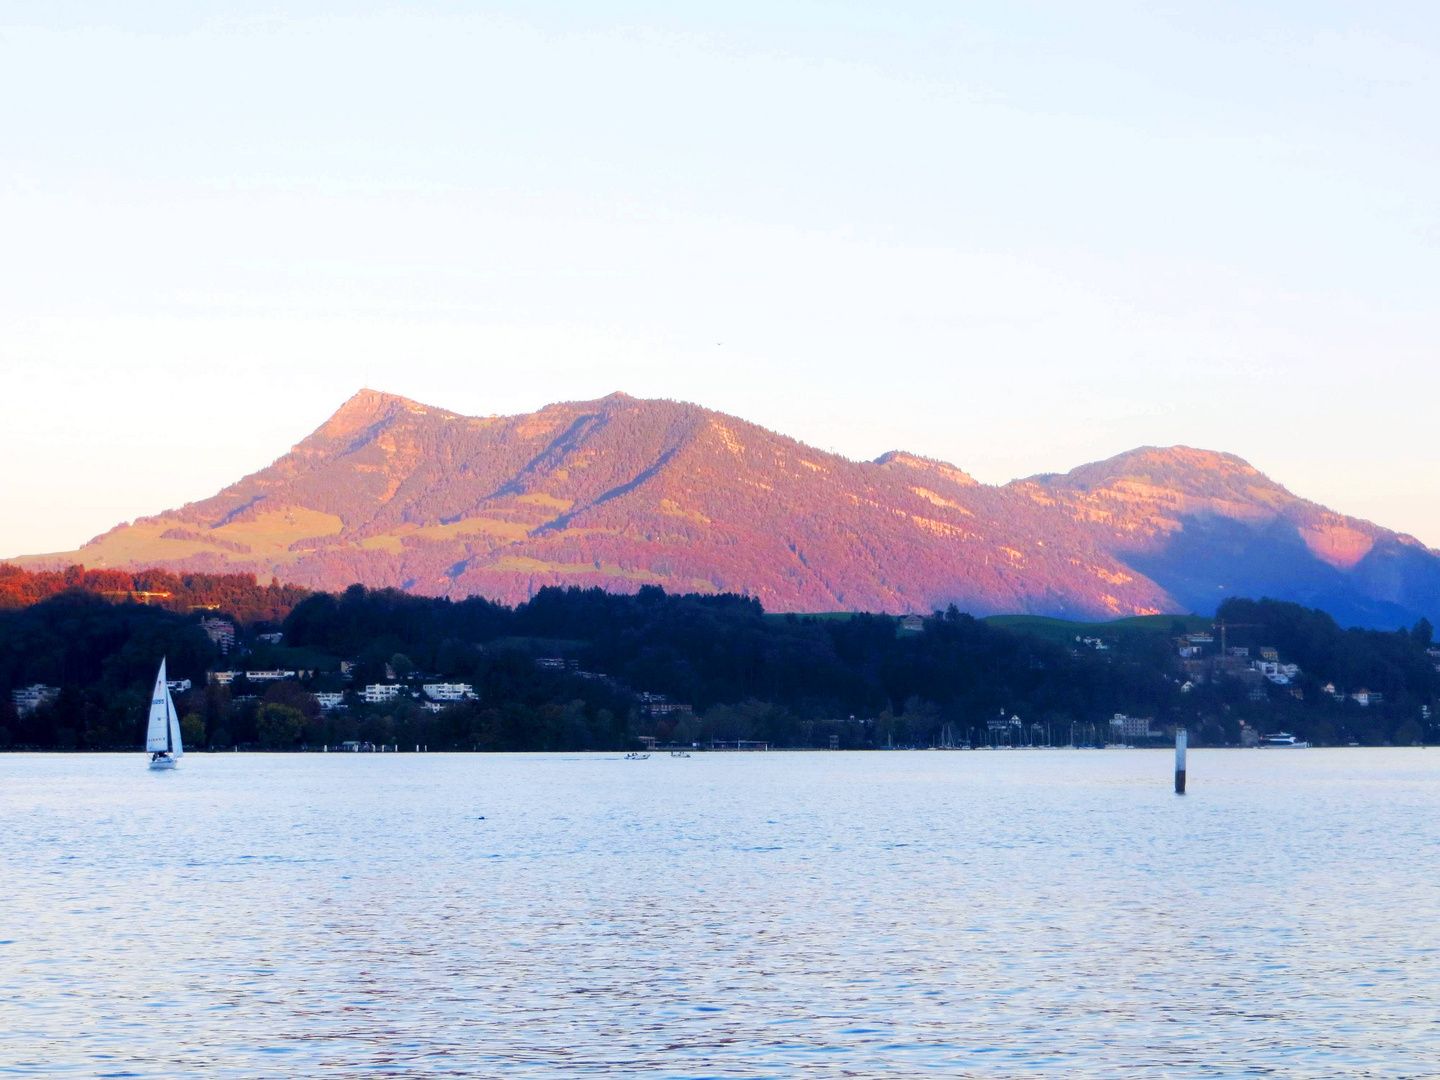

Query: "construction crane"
left=1212, top=620, right=1262, bottom=656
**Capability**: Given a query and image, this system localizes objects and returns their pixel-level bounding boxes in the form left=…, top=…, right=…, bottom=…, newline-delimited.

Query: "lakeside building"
left=166, top=679, right=192, bottom=694
left=900, top=614, right=925, bottom=632
left=208, top=671, right=238, bottom=685
left=11, top=684, right=60, bottom=715
left=313, top=692, right=346, bottom=711
left=256, top=632, right=283, bottom=645
left=1109, top=713, right=1158, bottom=742
left=363, top=683, right=402, bottom=704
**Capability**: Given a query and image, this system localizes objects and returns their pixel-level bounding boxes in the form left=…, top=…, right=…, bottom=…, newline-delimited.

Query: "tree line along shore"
left=1, top=567, right=1437, bottom=752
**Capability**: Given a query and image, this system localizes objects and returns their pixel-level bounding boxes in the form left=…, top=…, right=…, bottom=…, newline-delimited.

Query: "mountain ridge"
left=13, top=390, right=1438, bottom=628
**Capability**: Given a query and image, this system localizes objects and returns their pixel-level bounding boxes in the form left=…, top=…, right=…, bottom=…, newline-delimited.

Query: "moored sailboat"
left=146, top=659, right=184, bottom=769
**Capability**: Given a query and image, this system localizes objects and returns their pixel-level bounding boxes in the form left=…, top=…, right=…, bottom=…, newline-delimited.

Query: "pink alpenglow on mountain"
left=13, top=391, right=1440, bottom=628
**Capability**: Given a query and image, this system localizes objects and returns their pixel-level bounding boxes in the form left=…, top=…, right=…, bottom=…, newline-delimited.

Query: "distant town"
left=3, top=569, right=1436, bottom=752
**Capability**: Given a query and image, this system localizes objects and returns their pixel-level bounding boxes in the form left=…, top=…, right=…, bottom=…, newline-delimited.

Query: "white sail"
left=166, top=681, right=184, bottom=757
left=166, top=683, right=184, bottom=756
left=145, top=659, right=173, bottom=753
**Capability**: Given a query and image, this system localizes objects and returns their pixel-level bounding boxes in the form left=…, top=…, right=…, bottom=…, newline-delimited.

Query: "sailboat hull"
left=148, top=756, right=178, bottom=770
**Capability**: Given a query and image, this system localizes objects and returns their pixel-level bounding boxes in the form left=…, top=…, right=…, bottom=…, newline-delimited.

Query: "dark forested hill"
left=3, top=585, right=1435, bottom=752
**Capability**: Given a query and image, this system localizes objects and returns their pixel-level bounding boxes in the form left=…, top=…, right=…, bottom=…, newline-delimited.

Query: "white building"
left=11, top=684, right=60, bottom=715
left=256, top=632, right=283, bottom=645
left=1109, top=713, right=1157, bottom=741
left=208, top=671, right=238, bottom=686
left=363, top=683, right=402, bottom=704
left=166, top=679, right=192, bottom=694
left=245, top=670, right=296, bottom=683
left=1252, top=660, right=1302, bottom=685
left=313, top=692, right=346, bottom=711
left=422, top=683, right=475, bottom=702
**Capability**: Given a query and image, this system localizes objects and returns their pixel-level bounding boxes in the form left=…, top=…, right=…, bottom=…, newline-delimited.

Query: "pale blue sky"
left=3, top=1, right=1439, bottom=554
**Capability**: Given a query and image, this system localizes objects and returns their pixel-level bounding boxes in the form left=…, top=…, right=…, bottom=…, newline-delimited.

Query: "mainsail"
left=145, top=659, right=178, bottom=754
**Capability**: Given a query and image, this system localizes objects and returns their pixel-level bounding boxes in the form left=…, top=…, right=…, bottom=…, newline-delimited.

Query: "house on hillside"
left=244, top=670, right=296, bottom=683
left=11, top=685, right=59, bottom=715
left=200, top=617, right=236, bottom=654
left=900, top=614, right=925, bottom=632
left=423, top=683, right=476, bottom=702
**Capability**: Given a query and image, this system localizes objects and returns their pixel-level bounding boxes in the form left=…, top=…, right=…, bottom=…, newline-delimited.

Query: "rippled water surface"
left=3, top=749, right=1439, bottom=1077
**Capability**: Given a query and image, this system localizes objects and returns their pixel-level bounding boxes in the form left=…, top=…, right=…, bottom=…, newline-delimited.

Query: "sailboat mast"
left=164, top=660, right=172, bottom=752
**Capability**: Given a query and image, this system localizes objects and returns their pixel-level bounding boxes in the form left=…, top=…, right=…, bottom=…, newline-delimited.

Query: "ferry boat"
left=1259, top=732, right=1309, bottom=748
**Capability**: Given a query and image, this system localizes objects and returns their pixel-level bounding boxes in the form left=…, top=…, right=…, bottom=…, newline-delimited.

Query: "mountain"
left=12, top=390, right=1439, bottom=627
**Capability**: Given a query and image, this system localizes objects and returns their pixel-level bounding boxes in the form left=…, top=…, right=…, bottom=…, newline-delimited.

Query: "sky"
left=2, top=1, right=1439, bottom=556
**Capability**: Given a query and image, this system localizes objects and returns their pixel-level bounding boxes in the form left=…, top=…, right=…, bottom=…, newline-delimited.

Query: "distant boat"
left=1260, top=732, right=1309, bottom=748
left=146, top=659, right=183, bottom=769
left=624, top=752, right=650, bottom=760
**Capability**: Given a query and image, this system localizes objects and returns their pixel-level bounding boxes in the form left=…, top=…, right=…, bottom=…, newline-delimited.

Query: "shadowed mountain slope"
left=13, top=391, right=1439, bottom=626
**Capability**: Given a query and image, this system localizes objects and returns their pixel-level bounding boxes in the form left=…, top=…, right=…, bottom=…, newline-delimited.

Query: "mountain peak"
left=304, top=388, right=448, bottom=446
left=874, top=451, right=978, bottom=487
left=1038, top=445, right=1265, bottom=492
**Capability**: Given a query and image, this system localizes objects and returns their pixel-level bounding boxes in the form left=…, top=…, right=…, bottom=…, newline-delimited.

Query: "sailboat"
left=146, top=659, right=183, bottom=769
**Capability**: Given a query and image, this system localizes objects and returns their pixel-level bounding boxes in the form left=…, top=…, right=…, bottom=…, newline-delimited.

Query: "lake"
left=2, top=749, right=1438, bottom=1077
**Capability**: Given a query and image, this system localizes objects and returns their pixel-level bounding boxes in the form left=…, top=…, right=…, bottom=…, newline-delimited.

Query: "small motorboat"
left=624, top=752, right=651, bottom=760
left=1259, top=732, right=1310, bottom=748
left=670, top=751, right=691, bottom=758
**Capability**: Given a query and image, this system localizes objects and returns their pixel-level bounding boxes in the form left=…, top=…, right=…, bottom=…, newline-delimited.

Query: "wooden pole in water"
left=1175, top=727, right=1187, bottom=794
